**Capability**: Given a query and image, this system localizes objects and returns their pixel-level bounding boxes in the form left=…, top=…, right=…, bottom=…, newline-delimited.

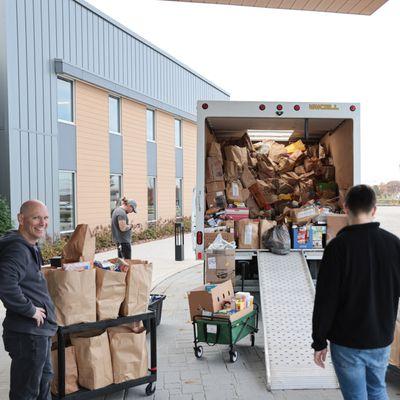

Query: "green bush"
left=40, top=236, right=68, bottom=264
left=0, top=197, right=13, bottom=236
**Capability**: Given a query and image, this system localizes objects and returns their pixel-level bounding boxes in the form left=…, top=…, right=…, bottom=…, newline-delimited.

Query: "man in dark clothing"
left=0, top=200, right=57, bottom=400
left=312, top=185, right=400, bottom=400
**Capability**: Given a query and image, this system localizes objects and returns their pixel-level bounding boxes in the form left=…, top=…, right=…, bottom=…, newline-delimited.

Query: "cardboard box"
left=206, top=157, right=224, bottom=183
left=238, top=219, right=259, bottom=249
left=205, top=249, right=236, bottom=286
left=187, top=280, right=234, bottom=320
left=206, top=181, right=225, bottom=193
left=206, top=191, right=227, bottom=209
left=204, top=232, right=235, bottom=249
left=291, top=205, right=319, bottom=225
left=224, top=146, right=248, bottom=167
left=292, top=225, right=313, bottom=249
left=226, top=180, right=243, bottom=203
left=225, top=207, right=249, bottom=221
left=326, top=214, right=348, bottom=242
left=259, top=219, right=276, bottom=249
left=240, top=165, right=257, bottom=188
left=224, top=160, right=239, bottom=182
left=208, top=141, right=223, bottom=162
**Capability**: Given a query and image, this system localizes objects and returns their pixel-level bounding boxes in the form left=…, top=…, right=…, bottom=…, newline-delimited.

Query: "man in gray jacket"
left=0, top=200, right=57, bottom=400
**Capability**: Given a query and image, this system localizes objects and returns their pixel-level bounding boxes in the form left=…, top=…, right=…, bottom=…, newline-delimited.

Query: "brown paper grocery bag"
left=62, top=224, right=96, bottom=263
left=390, top=321, right=400, bottom=367
left=96, top=268, right=126, bottom=320
left=71, top=330, right=113, bottom=390
left=120, top=260, right=153, bottom=316
left=46, top=269, right=96, bottom=326
left=51, top=346, right=79, bottom=395
left=108, top=325, right=148, bottom=384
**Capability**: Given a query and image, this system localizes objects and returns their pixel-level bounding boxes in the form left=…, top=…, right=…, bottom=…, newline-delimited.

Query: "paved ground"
left=1, top=207, right=400, bottom=399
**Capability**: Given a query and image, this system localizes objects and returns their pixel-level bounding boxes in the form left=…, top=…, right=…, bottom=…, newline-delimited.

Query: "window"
left=110, top=175, right=122, bottom=214
left=175, top=119, right=182, bottom=148
left=176, top=178, right=183, bottom=217
left=148, top=176, right=157, bottom=222
left=147, top=109, right=155, bottom=141
left=109, top=96, right=120, bottom=134
left=57, top=78, right=73, bottom=122
left=59, top=171, right=75, bottom=232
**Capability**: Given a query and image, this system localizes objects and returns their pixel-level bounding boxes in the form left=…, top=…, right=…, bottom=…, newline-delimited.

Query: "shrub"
left=0, top=197, right=13, bottom=236
left=40, top=236, right=68, bottom=264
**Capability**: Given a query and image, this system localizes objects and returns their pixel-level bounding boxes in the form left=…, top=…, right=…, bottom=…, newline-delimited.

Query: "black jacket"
left=312, top=222, right=400, bottom=351
left=0, top=230, right=57, bottom=336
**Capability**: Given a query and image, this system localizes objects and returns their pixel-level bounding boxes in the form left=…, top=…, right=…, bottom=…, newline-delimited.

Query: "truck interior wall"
left=320, top=119, right=354, bottom=191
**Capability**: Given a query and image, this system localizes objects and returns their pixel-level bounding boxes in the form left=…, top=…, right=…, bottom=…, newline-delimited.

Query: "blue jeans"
left=3, top=331, right=53, bottom=400
left=330, top=342, right=390, bottom=400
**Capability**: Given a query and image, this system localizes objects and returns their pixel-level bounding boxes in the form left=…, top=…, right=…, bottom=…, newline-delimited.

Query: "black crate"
left=144, top=294, right=166, bottom=332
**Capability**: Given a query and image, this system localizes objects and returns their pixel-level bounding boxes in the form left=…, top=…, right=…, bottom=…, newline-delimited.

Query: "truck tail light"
left=196, top=231, right=203, bottom=245
left=197, top=252, right=203, bottom=260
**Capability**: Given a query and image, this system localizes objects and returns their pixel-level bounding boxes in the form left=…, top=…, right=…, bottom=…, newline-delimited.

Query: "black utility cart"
left=53, top=311, right=157, bottom=399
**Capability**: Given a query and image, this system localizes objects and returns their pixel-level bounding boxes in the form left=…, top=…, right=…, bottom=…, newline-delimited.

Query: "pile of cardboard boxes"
left=204, top=135, right=349, bottom=284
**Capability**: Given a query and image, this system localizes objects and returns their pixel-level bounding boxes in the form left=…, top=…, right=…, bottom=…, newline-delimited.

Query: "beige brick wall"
left=156, top=111, right=176, bottom=220
left=75, top=81, right=110, bottom=228
left=183, top=120, right=197, bottom=217
left=121, top=99, right=148, bottom=227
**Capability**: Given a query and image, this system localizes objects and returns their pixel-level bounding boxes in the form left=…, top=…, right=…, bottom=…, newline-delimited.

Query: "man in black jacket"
left=312, top=185, right=400, bottom=400
left=0, top=200, right=57, bottom=400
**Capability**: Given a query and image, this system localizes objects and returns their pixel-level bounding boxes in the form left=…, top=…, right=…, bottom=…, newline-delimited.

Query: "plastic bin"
left=144, top=294, right=166, bottom=332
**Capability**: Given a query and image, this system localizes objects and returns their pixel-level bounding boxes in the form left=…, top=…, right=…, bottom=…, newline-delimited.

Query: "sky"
left=87, top=0, right=400, bottom=185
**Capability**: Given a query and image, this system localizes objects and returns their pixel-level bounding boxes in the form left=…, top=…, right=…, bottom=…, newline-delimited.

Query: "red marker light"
left=294, top=105, right=300, bottom=111
left=276, top=104, right=283, bottom=111
left=197, top=252, right=203, bottom=260
left=350, top=105, right=356, bottom=112
left=196, top=231, right=203, bottom=245
left=259, top=104, right=266, bottom=111
left=202, top=103, right=208, bottom=110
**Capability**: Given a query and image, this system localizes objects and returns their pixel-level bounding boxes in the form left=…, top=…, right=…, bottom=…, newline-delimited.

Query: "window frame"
left=57, top=77, right=74, bottom=124
left=174, top=119, right=182, bottom=148
left=176, top=177, right=183, bottom=217
left=146, top=109, right=156, bottom=142
left=59, top=170, right=76, bottom=235
left=109, top=95, right=121, bottom=135
left=110, top=174, right=123, bottom=215
left=147, top=176, right=157, bottom=223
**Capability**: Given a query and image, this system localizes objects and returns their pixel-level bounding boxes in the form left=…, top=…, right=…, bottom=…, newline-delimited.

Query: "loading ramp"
left=257, top=251, right=339, bottom=390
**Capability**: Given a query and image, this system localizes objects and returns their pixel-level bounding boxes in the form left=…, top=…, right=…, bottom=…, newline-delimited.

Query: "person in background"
left=312, top=184, right=400, bottom=400
left=111, top=196, right=139, bottom=259
left=0, top=200, right=57, bottom=400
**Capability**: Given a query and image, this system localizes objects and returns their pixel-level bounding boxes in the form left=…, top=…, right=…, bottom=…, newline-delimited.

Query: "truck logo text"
left=309, top=104, right=339, bottom=111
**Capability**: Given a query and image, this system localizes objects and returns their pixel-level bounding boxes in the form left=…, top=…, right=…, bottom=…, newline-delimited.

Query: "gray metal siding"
left=176, top=148, right=183, bottom=179
left=147, top=142, right=157, bottom=177
left=109, top=134, right=123, bottom=174
left=58, top=122, right=76, bottom=171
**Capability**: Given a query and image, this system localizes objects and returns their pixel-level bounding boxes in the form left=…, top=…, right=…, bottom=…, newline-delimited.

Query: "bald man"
left=0, top=200, right=57, bottom=400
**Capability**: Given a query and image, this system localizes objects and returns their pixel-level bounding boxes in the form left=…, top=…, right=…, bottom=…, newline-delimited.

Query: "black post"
left=57, top=328, right=66, bottom=399
left=175, top=222, right=184, bottom=261
left=150, top=314, right=157, bottom=379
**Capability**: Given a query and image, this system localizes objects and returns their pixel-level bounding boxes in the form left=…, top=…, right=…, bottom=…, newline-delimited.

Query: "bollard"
left=175, top=222, right=184, bottom=261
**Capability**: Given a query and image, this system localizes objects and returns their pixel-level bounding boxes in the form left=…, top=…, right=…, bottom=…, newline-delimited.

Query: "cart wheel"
left=194, top=345, right=203, bottom=359
left=250, top=333, right=255, bottom=347
left=229, top=350, right=238, bottom=363
left=145, top=382, right=156, bottom=396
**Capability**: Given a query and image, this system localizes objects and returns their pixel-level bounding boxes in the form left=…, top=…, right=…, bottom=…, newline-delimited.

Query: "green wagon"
left=192, top=305, right=259, bottom=362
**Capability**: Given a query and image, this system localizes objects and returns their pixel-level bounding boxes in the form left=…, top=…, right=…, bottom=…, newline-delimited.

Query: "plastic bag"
left=208, top=233, right=236, bottom=250
left=285, top=140, right=305, bottom=154
left=263, top=224, right=291, bottom=255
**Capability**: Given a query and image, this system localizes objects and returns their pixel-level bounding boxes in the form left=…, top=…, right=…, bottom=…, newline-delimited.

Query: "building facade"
left=0, top=0, right=229, bottom=235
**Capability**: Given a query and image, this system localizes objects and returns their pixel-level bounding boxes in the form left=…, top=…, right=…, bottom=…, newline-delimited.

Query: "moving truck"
left=194, top=100, right=361, bottom=390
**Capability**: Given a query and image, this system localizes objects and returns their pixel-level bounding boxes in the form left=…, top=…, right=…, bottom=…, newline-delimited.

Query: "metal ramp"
left=257, top=251, right=339, bottom=390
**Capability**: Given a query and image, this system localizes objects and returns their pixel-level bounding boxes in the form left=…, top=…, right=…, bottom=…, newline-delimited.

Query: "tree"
left=0, top=197, right=13, bottom=236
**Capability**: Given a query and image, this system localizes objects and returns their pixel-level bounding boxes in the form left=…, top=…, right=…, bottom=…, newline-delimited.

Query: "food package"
left=278, top=157, right=296, bottom=173
left=224, top=160, right=239, bottom=182
left=280, top=172, right=300, bottom=187
left=225, top=207, right=249, bottom=221
left=46, top=269, right=96, bottom=326
left=291, top=205, right=319, bottom=225
left=108, top=325, right=148, bottom=383
left=226, top=180, right=244, bottom=203
left=51, top=346, right=79, bottom=395
left=71, top=330, right=113, bottom=390
left=237, top=219, right=259, bottom=249
left=62, top=224, right=96, bottom=263
left=206, top=157, right=224, bottom=183
left=224, top=145, right=248, bottom=167
left=96, top=268, right=127, bottom=320
left=205, top=249, right=236, bottom=286
left=285, top=140, right=306, bottom=154
left=241, top=165, right=257, bottom=188
left=120, top=260, right=153, bottom=316
left=206, top=181, right=225, bottom=193
left=206, top=191, right=227, bottom=209
left=295, top=165, right=306, bottom=175
left=258, top=157, right=276, bottom=178
left=277, top=180, right=294, bottom=195
left=208, top=141, right=223, bottom=162
left=249, top=182, right=271, bottom=210
left=259, top=219, right=277, bottom=249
